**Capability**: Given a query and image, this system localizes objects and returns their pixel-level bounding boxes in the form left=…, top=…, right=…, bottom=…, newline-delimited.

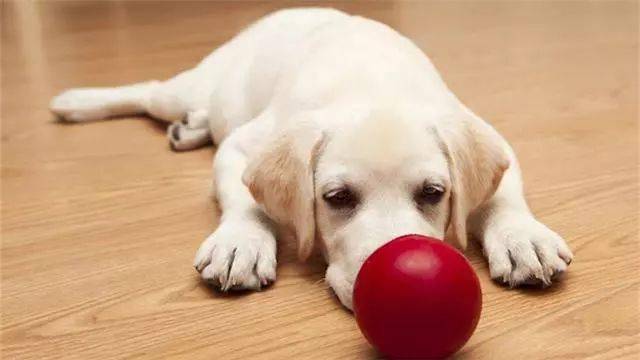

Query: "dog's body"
left=51, top=8, right=572, bottom=309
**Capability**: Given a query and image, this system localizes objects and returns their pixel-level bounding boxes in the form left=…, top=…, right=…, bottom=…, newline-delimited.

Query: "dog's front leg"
left=193, top=121, right=277, bottom=290
left=469, top=145, right=573, bottom=286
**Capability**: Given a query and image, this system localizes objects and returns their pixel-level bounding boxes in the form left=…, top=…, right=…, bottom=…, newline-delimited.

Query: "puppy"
left=50, top=8, right=573, bottom=309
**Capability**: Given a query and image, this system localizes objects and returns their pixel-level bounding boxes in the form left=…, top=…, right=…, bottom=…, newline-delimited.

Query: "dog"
left=50, top=8, right=573, bottom=309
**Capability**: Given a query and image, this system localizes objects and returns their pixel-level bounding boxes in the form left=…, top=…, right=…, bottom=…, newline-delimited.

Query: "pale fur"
left=50, top=8, right=573, bottom=309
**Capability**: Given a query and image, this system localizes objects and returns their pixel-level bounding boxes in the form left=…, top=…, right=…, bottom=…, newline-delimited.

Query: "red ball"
left=353, top=234, right=482, bottom=359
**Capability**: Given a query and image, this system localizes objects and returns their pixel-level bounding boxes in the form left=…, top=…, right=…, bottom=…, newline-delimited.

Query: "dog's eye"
left=323, top=187, right=358, bottom=209
left=415, top=183, right=445, bottom=205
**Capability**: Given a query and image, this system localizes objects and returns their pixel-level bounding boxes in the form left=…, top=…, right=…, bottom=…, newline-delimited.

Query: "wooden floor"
left=1, top=1, right=638, bottom=359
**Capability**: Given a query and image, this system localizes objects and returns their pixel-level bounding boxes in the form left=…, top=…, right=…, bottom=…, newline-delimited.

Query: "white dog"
left=50, top=8, right=573, bottom=309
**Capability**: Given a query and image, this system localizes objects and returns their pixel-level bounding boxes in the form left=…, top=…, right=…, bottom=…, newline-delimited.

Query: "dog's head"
left=243, top=107, right=508, bottom=309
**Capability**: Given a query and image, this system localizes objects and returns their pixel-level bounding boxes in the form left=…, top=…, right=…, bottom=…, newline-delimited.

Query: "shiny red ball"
left=353, top=234, right=482, bottom=359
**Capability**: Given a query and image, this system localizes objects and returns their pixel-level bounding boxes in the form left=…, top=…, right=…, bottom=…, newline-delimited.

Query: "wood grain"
left=1, top=1, right=638, bottom=359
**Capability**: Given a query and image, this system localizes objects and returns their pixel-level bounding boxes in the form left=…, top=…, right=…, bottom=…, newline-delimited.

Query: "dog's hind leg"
left=51, top=68, right=214, bottom=151
left=50, top=66, right=209, bottom=124
left=50, top=81, right=164, bottom=122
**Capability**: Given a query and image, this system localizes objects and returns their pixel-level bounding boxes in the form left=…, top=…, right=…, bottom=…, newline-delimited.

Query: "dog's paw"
left=483, top=213, right=573, bottom=287
left=167, top=113, right=211, bottom=152
left=50, top=89, right=113, bottom=122
left=193, top=219, right=276, bottom=291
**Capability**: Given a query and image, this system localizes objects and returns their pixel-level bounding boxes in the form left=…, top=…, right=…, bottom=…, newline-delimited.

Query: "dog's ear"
left=242, top=123, right=325, bottom=261
left=436, top=110, right=510, bottom=249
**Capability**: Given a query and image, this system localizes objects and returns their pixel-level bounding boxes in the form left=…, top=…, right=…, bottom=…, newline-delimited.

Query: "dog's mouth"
left=325, top=264, right=356, bottom=310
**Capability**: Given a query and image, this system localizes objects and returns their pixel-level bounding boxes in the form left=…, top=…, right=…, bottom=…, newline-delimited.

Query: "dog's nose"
left=357, top=230, right=433, bottom=265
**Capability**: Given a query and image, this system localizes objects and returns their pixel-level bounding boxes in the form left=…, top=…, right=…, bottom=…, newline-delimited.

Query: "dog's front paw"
left=483, top=213, right=573, bottom=287
left=193, top=219, right=276, bottom=291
